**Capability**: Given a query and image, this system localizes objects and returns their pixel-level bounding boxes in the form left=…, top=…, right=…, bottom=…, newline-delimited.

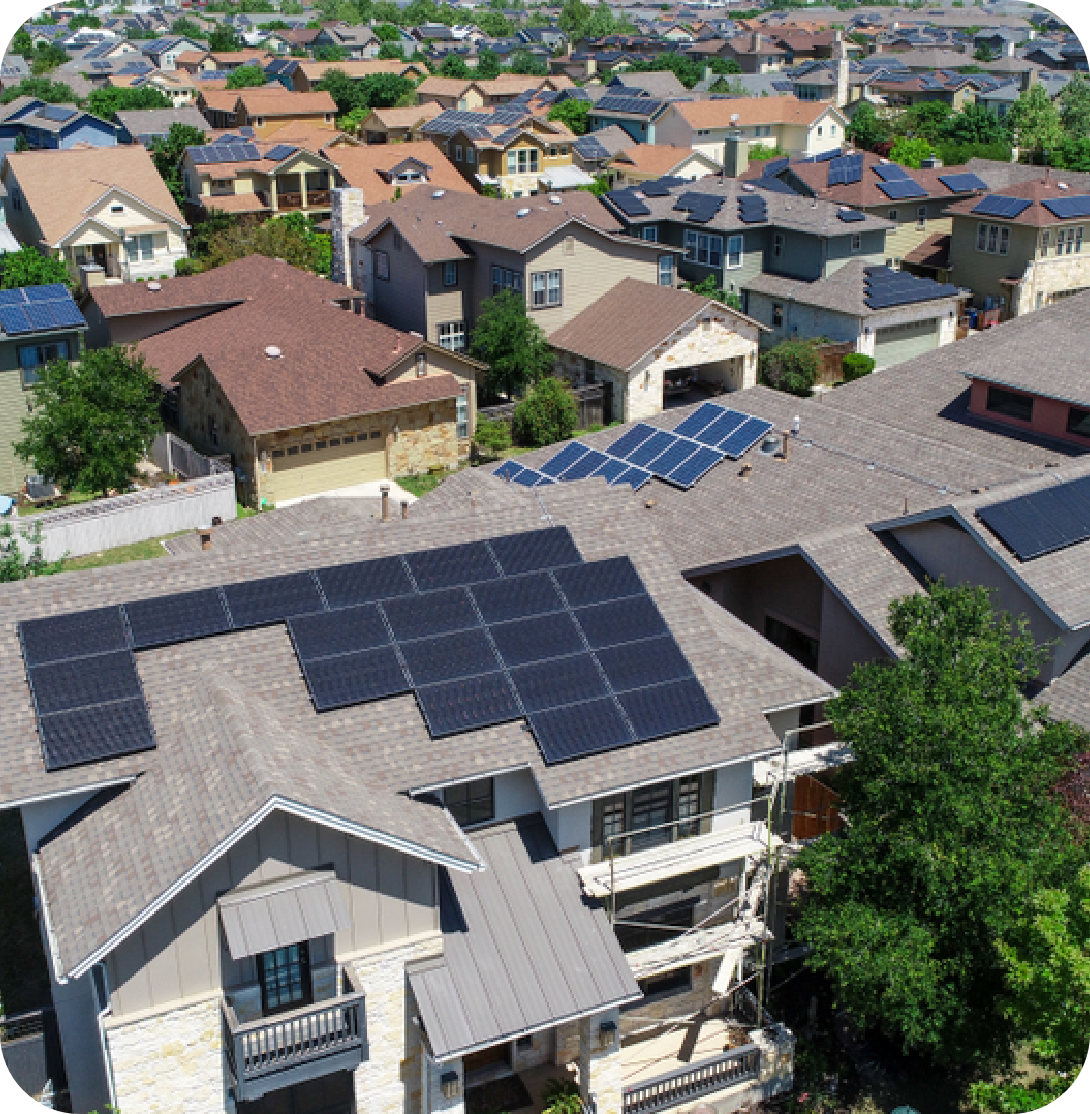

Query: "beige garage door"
left=269, top=434, right=386, bottom=503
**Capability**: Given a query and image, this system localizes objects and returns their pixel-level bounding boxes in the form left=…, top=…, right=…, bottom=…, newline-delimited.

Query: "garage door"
left=873, top=318, right=939, bottom=370
left=268, top=434, right=386, bottom=503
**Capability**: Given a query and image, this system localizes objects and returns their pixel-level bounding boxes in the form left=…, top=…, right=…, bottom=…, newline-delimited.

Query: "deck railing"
left=622, top=1044, right=761, bottom=1114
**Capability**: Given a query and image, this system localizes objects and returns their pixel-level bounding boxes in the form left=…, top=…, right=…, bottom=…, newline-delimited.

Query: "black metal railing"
left=622, top=1045, right=760, bottom=1114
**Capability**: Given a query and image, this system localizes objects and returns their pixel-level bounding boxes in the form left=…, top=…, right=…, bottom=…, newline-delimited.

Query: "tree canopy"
left=196, top=211, right=332, bottom=278
left=318, top=69, right=415, bottom=115
left=0, top=77, right=77, bottom=106
left=86, top=85, right=173, bottom=121
left=0, top=247, right=70, bottom=291
left=1006, top=83, right=1065, bottom=156
left=512, top=377, right=579, bottom=448
left=226, top=64, right=270, bottom=89
left=208, top=26, right=243, bottom=53
left=469, top=290, right=554, bottom=400
left=151, top=123, right=207, bottom=207
left=438, top=54, right=470, bottom=79
left=548, top=98, right=590, bottom=136
left=0, top=521, right=63, bottom=583
left=1057, top=71, right=1090, bottom=140
left=759, top=339, right=819, bottom=397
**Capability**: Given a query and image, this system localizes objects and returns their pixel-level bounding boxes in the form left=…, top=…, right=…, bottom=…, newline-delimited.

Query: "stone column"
left=331, top=187, right=367, bottom=289
left=423, top=1051, right=465, bottom=1114
left=747, top=1023, right=795, bottom=1102
left=578, top=1009, right=623, bottom=1114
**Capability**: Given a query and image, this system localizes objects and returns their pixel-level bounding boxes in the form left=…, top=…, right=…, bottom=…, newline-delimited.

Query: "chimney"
left=1022, top=67, right=1038, bottom=92
left=585, top=57, right=596, bottom=77
left=196, top=524, right=213, bottom=551
left=1004, top=38, right=1016, bottom=58
left=380, top=482, right=390, bottom=521
left=723, top=135, right=749, bottom=178
left=779, top=430, right=791, bottom=462
left=834, top=31, right=850, bottom=108
left=80, top=263, right=106, bottom=295
left=330, top=186, right=366, bottom=289
left=752, top=33, right=762, bottom=52
left=400, top=500, right=409, bottom=520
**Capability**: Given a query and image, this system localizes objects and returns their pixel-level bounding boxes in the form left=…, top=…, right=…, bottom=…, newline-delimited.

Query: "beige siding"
left=424, top=262, right=471, bottom=346
left=105, top=810, right=439, bottom=1020
left=882, top=213, right=953, bottom=266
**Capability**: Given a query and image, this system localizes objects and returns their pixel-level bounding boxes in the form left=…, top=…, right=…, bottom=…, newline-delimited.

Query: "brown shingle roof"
left=944, top=178, right=1090, bottom=228
left=296, top=59, right=417, bottom=82
left=669, top=95, right=842, bottom=130
left=367, top=102, right=443, bottom=129
left=609, top=144, right=718, bottom=176
left=330, top=140, right=474, bottom=205
left=237, top=89, right=337, bottom=118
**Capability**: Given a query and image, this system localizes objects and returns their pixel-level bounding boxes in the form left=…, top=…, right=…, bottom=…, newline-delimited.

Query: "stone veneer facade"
left=1013, top=254, right=1090, bottom=316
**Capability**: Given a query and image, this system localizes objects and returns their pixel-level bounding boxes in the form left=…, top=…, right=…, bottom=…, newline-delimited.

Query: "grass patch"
left=58, top=531, right=188, bottom=571
left=16, top=490, right=97, bottom=516
left=0, top=811, right=51, bottom=1016
left=397, top=472, right=445, bottom=498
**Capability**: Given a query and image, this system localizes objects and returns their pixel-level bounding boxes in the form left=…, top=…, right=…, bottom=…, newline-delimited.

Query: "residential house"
left=175, top=50, right=222, bottom=75
left=719, top=33, right=788, bottom=74
left=0, top=284, right=88, bottom=495
left=1, top=145, right=188, bottom=283
left=330, top=142, right=475, bottom=206
left=587, top=94, right=671, bottom=146
left=870, top=47, right=974, bottom=72
left=114, top=106, right=210, bottom=146
left=107, top=68, right=201, bottom=107
left=865, top=70, right=980, bottom=110
left=138, top=35, right=207, bottom=71
left=0, top=101, right=117, bottom=152
left=605, top=70, right=689, bottom=100
left=360, top=103, right=444, bottom=146
left=572, top=125, right=633, bottom=177
left=607, top=145, right=722, bottom=190
left=550, top=277, right=765, bottom=420
left=283, top=58, right=427, bottom=95
left=198, top=88, right=338, bottom=136
left=772, top=31, right=845, bottom=65
left=344, top=190, right=677, bottom=354
left=654, top=97, right=848, bottom=162
left=417, top=74, right=574, bottom=112
left=262, top=26, right=323, bottom=56
left=312, top=24, right=380, bottom=60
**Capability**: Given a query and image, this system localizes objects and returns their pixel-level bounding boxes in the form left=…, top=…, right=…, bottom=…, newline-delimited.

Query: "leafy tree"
left=86, top=85, right=173, bottom=121
left=0, top=521, right=63, bottom=583
left=1006, top=83, right=1064, bottom=157
left=476, top=12, right=514, bottom=37
left=475, top=49, right=502, bottom=80
left=314, top=44, right=349, bottom=63
left=15, top=346, right=164, bottom=499
left=199, top=211, right=332, bottom=277
left=372, top=0, right=403, bottom=19
left=1057, top=71, right=1090, bottom=140
left=151, top=123, right=207, bottom=207
left=759, top=339, right=819, bottom=396
left=378, top=43, right=406, bottom=61
left=509, top=50, right=548, bottom=77
left=624, top=54, right=703, bottom=90
left=686, top=274, right=741, bottom=312
left=559, top=0, right=591, bottom=39
left=469, top=290, right=554, bottom=400
left=841, top=352, right=875, bottom=381
left=846, top=101, right=889, bottom=149
left=512, top=377, right=579, bottom=448
left=439, top=54, right=470, bottom=79
left=472, top=415, right=512, bottom=456
left=906, top=100, right=952, bottom=142
left=548, top=98, right=590, bottom=136
left=1054, top=136, right=1090, bottom=172
left=373, top=22, right=402, bottom=41
left=12, top=29, right=34, bottom=59
left=68, top=14, right=102, bottom=31
left=226, top=64, right=269, bottom=89
left=208, top=26, right=242, bottom=53
left=974, top=44, right=998, bottom=62
left=172, top=17, right=204, bottom=38
left=31, top=43, right=69, bottom=75
left=889, top=136, right=933, bottom=168
left=748, top=143, right=788, bottom=160
left=0, top=246, right=70, bottom=290
left=944, top=103, right=1009, bottom=146
left=576, top=173, right=610, bottom=197
left=797, top=584, right=1088, bottom=1067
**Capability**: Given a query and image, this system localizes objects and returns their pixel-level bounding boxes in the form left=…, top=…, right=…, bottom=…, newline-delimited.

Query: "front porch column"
left=422, top=1052, right=464, bottom=1114
left=578, top=1009, right=623, bottom=1114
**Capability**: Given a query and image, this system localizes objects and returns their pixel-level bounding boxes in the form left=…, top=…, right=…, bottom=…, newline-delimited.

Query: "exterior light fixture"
left=440, top=1071, right=461, bottom=1099
left=598, top=1019, right=617, bottom=1048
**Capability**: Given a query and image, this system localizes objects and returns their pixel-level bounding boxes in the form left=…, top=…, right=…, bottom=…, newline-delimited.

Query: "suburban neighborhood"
left=0, top=2, right=1089, bottom=1114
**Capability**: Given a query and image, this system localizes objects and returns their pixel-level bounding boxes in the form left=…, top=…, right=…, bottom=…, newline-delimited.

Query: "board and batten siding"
left=948, top=217, right=1039, bottom=309
left=105, top=810, right=438, bottom=1019
left=367, top=223, right=431, bottom=336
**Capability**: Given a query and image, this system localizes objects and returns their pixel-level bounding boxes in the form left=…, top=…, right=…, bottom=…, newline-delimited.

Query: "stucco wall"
left=967, top=377, right=1090, bottom=449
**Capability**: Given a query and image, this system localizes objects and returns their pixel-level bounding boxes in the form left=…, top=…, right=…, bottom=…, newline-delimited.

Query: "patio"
left=463, top=1061, right=580, bottom=1114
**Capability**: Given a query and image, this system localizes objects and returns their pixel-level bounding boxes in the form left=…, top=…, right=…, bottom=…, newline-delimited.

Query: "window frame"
left=916, top=204, right=927, bottom=229
left=657, top=253, right=674, bottom=287
left=443, top=778, right=495, bottom=828
left=772, top=232, right=784, bottom=258
left=258, top=942, right=312, bottom=1017
left=985, top=384, right=1034, bottom=423
left=772, top=303, right=784, bottom=328
left=1067, top=405, right=1090, bottom=439
left=438, top=320, right=465, bottom=351
left=374, top=249, right=390, bottom=281
left=851, top=232, right=862, bottom=252
left=641, top=225, right=658, bottom=242
left=17, top=339, right=69, bottom=387
left=443, top=260, right=458, bottom=287
left=725, top=233, right=743, bottom=269
left=530, top=269, right=562, bottom=308
left=684, top=229, right=723, bottom=268
left=491, top=265, right=523, bottom=296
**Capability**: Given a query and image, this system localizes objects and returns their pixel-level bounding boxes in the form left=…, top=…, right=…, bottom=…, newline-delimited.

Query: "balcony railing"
left=223, top=971, right=366, bottom=1102
left=306, top=190, right=332, bottom=208
left=277, top=192, right=304, bottom=210
left=622, top=1045, right=760, bottom=1114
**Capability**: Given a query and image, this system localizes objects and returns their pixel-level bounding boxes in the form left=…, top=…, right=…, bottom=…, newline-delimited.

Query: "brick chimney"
left=330, top=186, right=366, bottom=289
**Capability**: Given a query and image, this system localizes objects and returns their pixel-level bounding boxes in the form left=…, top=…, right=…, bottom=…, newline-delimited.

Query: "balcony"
left=306, top=190, right=332, bottom=209
left=623, top=1043, right=760, bottom=1114
left=276, top=191, right=304, bottom=211
left=223, top=970, right=366, bottom=1102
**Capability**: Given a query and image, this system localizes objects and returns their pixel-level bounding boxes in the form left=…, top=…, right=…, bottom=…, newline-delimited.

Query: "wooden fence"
left=480, top=384, right=609, bottom=429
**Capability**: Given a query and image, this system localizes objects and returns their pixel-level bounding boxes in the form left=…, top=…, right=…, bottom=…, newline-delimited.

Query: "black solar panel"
left=509, top=653, right=608, bottom=714
left=619, top=677, right=719, bottom=742
left=486, top=528, right=582, bottom=577
left=878, top=178, right=928, bottom=200
left=39, top=698, right=156, bottom=773
left=288, top=604, right=390, bottom=662
left=667, top=446, right=725, bottom=489
left=1040, top=195, right=1090, bottom=220
left=470, top=572, right=565, bottom=624
left=125, top=588, right=231, bottom=649
left=606, top=423, right=657, bottom=458
left=399, top=628, right=500, bottom=686
left=29, top=651, right=142, bottom=716
left=672, top=402, right=722, bottom=439
left=405, top=541, right=499, bottom=591
left=719, top=415, right=774, bottom=458
left=530, top=697, right=634, bottom=764
left=589, top=458, right=631, bottom=484
left=640, top=176, right=686, bottom=197
left=595, top=635, right=693, bottom=693
left=314, top=556, right=416, bottom=609
left=222, top=572, right=324, bottom=628
left=302, top=646, right=411, bottom=712
left=415, top=672, right=521, bottom=737
left=837, top=208, right=866, bottom=222
left=574, top=594, right=665, bottom=649
left=627, top=429, right=676, bottom=468
left=539, top=441, right=589, bottom=478
left=381, top=587, right=478, bottom=641
left=607, top=189, right=651, bottom=217
left=559, top=448, right=611, bottom=480
left=20, top=607, right=128, bottom=667
left=490, top=611, right=584, bottom=667
left=761, top=157, right=790, bottom=177
left=976, top=474, right=1090, bottom=560
left=872, top=163, right=910, bottom=182
left=938, top=172, right=987, bottom=193
left=553, top=556, right=646, bottom=609
left=972, top=195, right=1032, bottom=219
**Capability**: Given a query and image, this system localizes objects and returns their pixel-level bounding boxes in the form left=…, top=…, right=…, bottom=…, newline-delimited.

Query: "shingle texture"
left=330, top=140, right=474, bottom=205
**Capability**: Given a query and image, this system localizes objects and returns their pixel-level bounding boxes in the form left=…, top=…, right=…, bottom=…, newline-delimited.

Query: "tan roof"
left=417, top=76, right=484, bottom=99
left=609, top=144, right=718, bottom=176
left=174, top=50, right=209, bottom=67
left=197, top=88, right=239, bottom=113
left=328, top=140, right=474, bottom=205
left=198, top=192, right=271, bottom=215
left=670, top=96, right=840, bottom=130
left=259, top=120, right=357, bottom=153
left=296, top=59, right=419, bottom=81
left=237, top=89, right=337, bottom=118
left=367, top=102, right=443, bottom=129
left=2, top=145, right=185, bottom=248
left=209, top=50, right=274, bottom=67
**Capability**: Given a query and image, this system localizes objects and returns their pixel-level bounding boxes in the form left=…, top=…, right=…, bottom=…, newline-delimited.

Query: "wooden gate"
left=792, top=774, right=843, bottom=840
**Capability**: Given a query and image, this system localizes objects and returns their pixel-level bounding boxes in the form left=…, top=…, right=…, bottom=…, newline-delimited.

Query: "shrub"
left=473, top=415, right=511, bottom=456
left=759, top=340, right=820, bottom=398
left=512, top=378, right=578, bottom=448
left=842, top=352, right=876, bottom=382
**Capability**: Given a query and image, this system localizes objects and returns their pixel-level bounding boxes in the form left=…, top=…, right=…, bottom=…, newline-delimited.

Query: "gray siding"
left=369, top=223, right=430, bottom=336
left=948, top=216, right=1037, bottom=309
left=824, top=229, right=885, bottom=275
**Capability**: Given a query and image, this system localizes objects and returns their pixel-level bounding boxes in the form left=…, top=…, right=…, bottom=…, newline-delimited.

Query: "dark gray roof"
left=1038, top=649, right=1090, bottom=731
left=408, top=815, right=640, bottom=1060
left=114, top=106, right=209, bottom=138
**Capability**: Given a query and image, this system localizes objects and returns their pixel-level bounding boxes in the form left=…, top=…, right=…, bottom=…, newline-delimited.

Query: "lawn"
left=59, top=531, right=188, bottom=571
left=16, top=490, right=96, bottom=516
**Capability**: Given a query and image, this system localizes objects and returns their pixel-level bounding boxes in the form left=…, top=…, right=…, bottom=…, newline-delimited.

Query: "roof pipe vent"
left=432, top=189, right=445, bottom=199
left=549, top=194, right=562, bottom=204
left=516, top=207, right=531, bottom=217
left=265, top=345, right=282, bottom=359
left=741, top=182, right=756, bottom=192
left=147, top=280, right=162, bottom=292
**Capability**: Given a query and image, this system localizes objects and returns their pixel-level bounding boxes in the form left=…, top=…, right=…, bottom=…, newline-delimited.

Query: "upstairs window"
left=531, top=269, right=562, bottom=308
left=977, top=222, right=1009, bottom=255
left=658, top=253, right=674, bottom=286
left=258, top=943, right=311, bottom=1016
left=986, top=385, right=1034, bottom=423
left=443, top=261, right=458, bottom=287
left=491, top=265, right=522, bottom=295
left=444, top=778, right=494, bottom=827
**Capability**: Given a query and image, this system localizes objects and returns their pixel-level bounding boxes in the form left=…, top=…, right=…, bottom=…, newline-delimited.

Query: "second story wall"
left=367, top=223, right=430, bottom=336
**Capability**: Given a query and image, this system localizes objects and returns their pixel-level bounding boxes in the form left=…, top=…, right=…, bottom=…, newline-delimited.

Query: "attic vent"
left=1058, top=181, right=1070, bottom=190
left=432, top=189, right=445, bottom=199
left=147, top=281, right=162, bottom=292
left=516, top=208, right=531, bottom=217
left=265, top=345, right=282, bottom=359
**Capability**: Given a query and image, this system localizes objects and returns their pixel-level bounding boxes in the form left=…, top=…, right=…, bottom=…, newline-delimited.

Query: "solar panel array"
left=38, top=105, right=78, bottom=123
left=640, top=175, right=686, bottom=197
left=863, top=265, right=959, bottom=310
left=877, top=177, right=929, bottom=200
left=938, top=172, right=987, bottom=193
left=761, top=156, right=790, bottom=178
left=0, top=285, right=86, bottom=337
left=837, top=208, right=866, bottom=223
left=1040, top=195, right=1090, bottom=220
left=872, top=163, right=909, bottom=182
left=594, top=95, right=663, bottom=116
left=574, top=135, right=610, bottom=160
left=190, top=143, right=261, bottom=165
left=972, top=195, right=1033, bottom=219
left=264, top=144, right=298, bottom=162
left=828, top=152, right=863, bottom=187
left=673, top=192, right=725, bottom=224
left=976, top=475, right=1090, bottom=561
left=737, top=192, right=768, bottom=224
left=606, top=188, right=651, bottom=217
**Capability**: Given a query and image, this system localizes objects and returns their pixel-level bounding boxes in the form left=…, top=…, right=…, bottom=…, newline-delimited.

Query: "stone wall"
left=1014, top=255, right=1090, bottom=316
left=423, top=1051, right=464, bottom=1114
left=104, top=994, right=229, bottom=1114
left=579, top=1010, right=623, bottom=1114
left=332, top=187, right=367, bottom=288
left=388, top=398, right=461, bottom=477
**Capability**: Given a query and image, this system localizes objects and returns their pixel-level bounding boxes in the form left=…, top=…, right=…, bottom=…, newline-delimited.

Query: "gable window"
left=773, top=232, right=784, bottom=258
left=772, top=304, right=784, bottom=328
left=658, top=253, right=674, bottom=286
left=416, top=353, right=426, bottom=377
left=443, top=261, right=458, bottom=287
left=977, top=222, right=1009, bottom=255
left=916, top=205, right=927, bottom=229
left=830, top=123, right=837, bottom=137
left=110, top=204, right=124, bottom=214
left=491, top=265, right=523, bottom=295
left=888, top=209, right=899, bottom=222
left=1067, top=406, right=1090, bottom=438
left=726, top=233, right=743, bottom=269
left=18, top=340, right=69, bottom=387
left=851, top=233, right=861, bottom=252
left=258, top=943, right=311, bottom=1016
left=531, top=269, right=562, bottom=308
left=444, top=778, right=494, bottom=827
left=374, top=250, right=390, bottom=281
left=817, top=125, right=823, bottom=137
left=466, top=147, right=475, bottom=164
left=683, top=230, right=723, bottom=268
left=986, top=385, right=1034, bottom=423
left=642, top=225, right=658, bottom=242
left=393, top=230, right=402, bottom=251
left=454, top=145, right=463, bottom=162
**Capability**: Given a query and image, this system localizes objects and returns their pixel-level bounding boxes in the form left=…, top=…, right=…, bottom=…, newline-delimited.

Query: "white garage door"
left=269, top=433, right=386, bottom=503
left=873, top=318, right=939, bottom=370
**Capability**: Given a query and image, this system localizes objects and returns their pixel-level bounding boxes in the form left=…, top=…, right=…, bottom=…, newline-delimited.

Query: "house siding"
left=368, top=224, right=431, bottom=336
left=948, top=217, right=1040, bottom=312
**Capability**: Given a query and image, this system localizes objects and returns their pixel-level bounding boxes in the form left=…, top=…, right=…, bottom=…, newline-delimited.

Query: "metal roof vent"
left=147, top=280, right=162, bottom=292
left=730, top=113, right=739, bottom=122
left=759, top=434, right=781, bottom=456
left=516, top=207, right=531, bottom=217
left=1058, top=181, right=1069, bottom=190
left=265, top=345, right=282, bottom=359
left=741, top=182, right=756, bottom=191
left=432, top=189, right=445, bottom=198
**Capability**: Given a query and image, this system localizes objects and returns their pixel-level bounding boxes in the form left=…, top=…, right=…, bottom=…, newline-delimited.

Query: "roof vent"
left=730, top=113, right=739, bottom=122
left=1058, top=181, right=1069, bottom=190
left=549, top=194, right=562, bottom=204
left=516, top=207, right=531, bottom=217
left=758, top=434, right=781, bottom=456
left=432, top=189, right=445, bottom=199
left=147, top=281, right=162, bottom=291
left=265, top=345, right=282, bottom=359
left=741, top=182, right=756, bottom=191
left=879, top=157, right=890, bottom=164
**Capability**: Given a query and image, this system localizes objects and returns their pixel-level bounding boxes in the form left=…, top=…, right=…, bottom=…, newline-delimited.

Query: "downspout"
left=93, top=963, right=119, bottom=1112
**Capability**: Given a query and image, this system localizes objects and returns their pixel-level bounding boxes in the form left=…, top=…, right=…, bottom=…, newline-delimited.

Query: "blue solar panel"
left=976, top=474, right=1090, bottom=560
left=1040, top=195, right=1090, bottom=220
left=666, top=445, right=724, bottom=489
left=588, top=458, right=630, bottom=484
left=646, top=438, right=698, bottom=477
left=48, top=300, right=86, bottom=328
left=540, top=441, right=589, bottom=478
left=695, top=409, right=747, bottom=446
left=0, top=306, right=31, bottom=335
left=626, top=430, right=677, bottom=468
left=24, top=303, right=58, bottom=331
left=494, top=460, right=524, bottom=482
left=24, top=284, right=69, bottom=302
left=938, top=172, right=987, bottom=193
left=878, top=178, right=928, bottom=200
left=0, top=289, right=26, bottom=306
left=486, top=528, right=582, bottom=578
left=718, top=415, right=774, bottom=459
left=530, top=697, right=634, bottom=764
left=619, top=677, right=719, bottom=743
left=607, top=190, right=651, bottom=218
left=872, top=163, right=910, bottom=181
left=513, top=467, right=543, bottom=487
left=837, top=208, right=866, bottom=222
left=560, top=449, right=610, bottom=480
left=972, top=195, right=1032, bottom=219
left=672, top=402, right=722, bottom=439
left=611, top=466, right=651, bottom=490
left=265, top=144, right=298, bottom=162
left=606, top=423, right=657, bottom=459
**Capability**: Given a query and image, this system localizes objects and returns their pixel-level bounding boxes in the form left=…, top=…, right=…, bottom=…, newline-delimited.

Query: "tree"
left=373, top=23, right=402, bottom=41
left=797, top=584, right=1088, bottom=1067
left=944, top=103, right=1009, bottom=146
left=208, top=26, right=242, bottom=53
left=1057, top=71, right=1090, bottom=140
left=172, top=17, right=204, bottom=38
left=15, top=346, right=164, bottom=499
left=686, top=274, right=741, bottom=312
left=846, top=101, right=890, bottom=150
left=548, top=98, right=590, bottom=136
left=559, top=0, right=591, bottom=39
left=69, top=14, right=102, bottom=31
left=0, top=246, right=70, bottom=290
left=150, top=123, right=207, bottom=207
left=476, top=12, right=514, bottom=37
left=889, top=136, right=933, bottom=167
left=86, top=85, right=173, bottom=121
left=438, top=54, right=469, bottom=79
left=469, top=290, right=554, bottom=400
left=1006, top=83, right=1064, bottom=157
left=198, top=211, right=332, bottom=277
left=509, top=50, right=548, bottom=77
left=974, top=44, right=998, bottom=62
left=378, top=43, right=405, bottom=61
left=12, top=29, right=34, bottom=59
left=314, top=44, right=349, bottom=63
left=512, top=377, right=579, bottom=448
left=1054, top=135, right=1090, bottom=172
left=0, top=521, right=63, bottom=583
left=226, top=64, right=269, bottom=89
left=31, top=44, right=69, bottom=75
left=759, top=339, right=819, bottom=396
left=906, top=100, right=952, bottom=142
left=475, top=49, right=502, bottom=80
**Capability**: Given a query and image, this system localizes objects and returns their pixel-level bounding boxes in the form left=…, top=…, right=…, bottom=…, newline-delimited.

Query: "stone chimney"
left=1004, top=38, right=1016, bottom=58
left=752, top=32, right=762, bottom=52
left=330, top=186, right=366, bottom=289
left=834, top=30, right=850, bottom=109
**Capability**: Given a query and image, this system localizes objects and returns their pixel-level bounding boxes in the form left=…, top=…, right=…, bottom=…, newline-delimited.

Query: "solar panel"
left=512, top=466, right=553, bottom=488
left=972, top=195, right=1032, bottom=219
left=405, top=541, right=499, bottom=592
left=626, top=430, right=677, bottom=468
left=666, top=445, right=725, bottom=489
left=837, top=208, right=866, bottom=223
left=490, top=611, right=584, bottom=667
left=486, top=527, right=582, bottom=577
left=288, top=604, right=390, bottom=662
left=0, top=306, right=31, bottom=335
left=470, top=571, right=565, bottom=623
left=596, top=634, right=692, bottom=695
left=222, top=572, right=324, bottom=628
left=553, top=557, right=646, bottom=609
left=539, top=441, right=589, bottom=478
left=695, top=409, right=748, bottom=446
left=976, top=475, right=1090, bottom=560
left=415, top=672, right=521, bottom=737
left=640, top=176, right=686, bottom=197
left=39, top=698, right=156, bottom=772
left=619, top=677, right=719, bottom=743
left=718, top=415, right=774, bottom=458
left=672, top=402, right=722, bottom=439
left=761, top=157, right=790, bottom=178
left=607, top=190, right=651, bottom=218
left=574, top=594, right=665, bottom=650
left=29, top=650, right=142, bottom=716
left=48, top=300, right=87, bottom=329
left=938, top=172, right=987, bottom=193
left=612, top=466, right=651, bottom=490
left=606, top=423, right=657, bottom=459
left=530, top=697, right=634, bottom=764
left=20, top=607, right=129, bottom=667
left=382, top=587, right=478, bottom=641
left=302, top=646, right=410, bottom=712
left=0, top=289, right=26, bottom=306
left=588, top=457, right=630, bottom=484
left=555, top=448, right=609, bottom=481
left=25, top=284, right=69, bottom=302
left=645, top=438, right=699, bottom=478
left=494, top=460, right=525, bottom=482
left=1040, top=195, right=1090, bottom=220
left=24, top=303, right=58, bottom=331
left=508, top=653, right=608, bottom=714
left=872, top=163, right=910, bottom=181
left=264, top=143, right=297, bottom=162
left=314, top=556, right=415, bottom=608
left=737, top=195, right=768, bottom=224
left=878, top=178, right=929, bottom=200
left=125, top=588, right=231, bottom=649
left=399, top=628, right=501, bottom=686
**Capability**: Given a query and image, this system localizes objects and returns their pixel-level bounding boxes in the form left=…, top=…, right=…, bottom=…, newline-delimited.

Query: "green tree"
left=846, top=101, right=890, bottom=149
left=226, top=64, right=270, bottom=89
left=841, top=352, right=875, bottom=381
left=509, top=50, right=548, bottom=77
left=974, top=44, right=997, bottom=62
left=378, top=43, right=406, bottom=61
left=889, top=136, right=933, bottom=167
left=797, top=584, right=1088, bottom=1067
left=469, top=290, right=554, bottom=400
left=512, top=377, right=579, bottom=448
left=208, top=26, right=242, bottom=53
left=685, top=274, right=741, bottom=312
left=438, top=54, right=469, bottom=78
left=906, top=100, right=952, bottom=142
left=1054, top=135, right=1090, bottom=172
left=86, top=85, right=173, bottom=121
left=944, top=103, right=1009, bottom=146
left=199, top=211, right=332, bottom=277
left=15, top=346, right=164, bottom=499
left=0, top=521, right=63, bottom=583
left=314, top=44, right=349, bottom=63
left=0, top=246, right=70, bottom=290
left=548, top=98, right=590, bottom=136
left=759, top=339, right=819, bottom=396
left=14, top=133, right=29, bottom=153
left=475, top=49, right=502, bottom=80
left=476, top=12, right=514, bottom=37
left=171, top=17, right=204, bottom=37
left=12, top=29, right=34, bottom=59
left=150, top=122, right=207, bottom=207
left=1006, top=83, right=1064, bottom=157
left=68, top=14, right=102, bottom=31
left=582, top=2, right=621, bottom=38
left=559, top=0, right=591, bottom=39
left=1057, top=71, right=1090, bottom=140
left=31, top=43, right=68, bottom=75
left=373, top=22, right=403, bottom=41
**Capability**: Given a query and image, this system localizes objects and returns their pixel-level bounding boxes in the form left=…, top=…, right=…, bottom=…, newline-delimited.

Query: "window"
left=726, top=233, right=743, bottom=269
left=456, top=394, right=468, bottom=438
left=830, top=123, right=837, bottom=137
left=978, top=222, right=1009, bottom=255
left=258, top=943, right=311, bottom=1016
left=630, top=783, right=672, bottom=853
left=658, top=253, right=674, bottom=286
left=916, top=205, right=927, bottom=229
left=888, top=209, right=899, bottom=222
left=315, top=440, right=327, bottom=450
left=1041, top=230, right=1050, bottom=254
left=506, top=147, right=539, bottom=175
left=393, top=230, right=402, bottom=251
left=438, top=320, right=465, bottom=351
left=443, top=261, right=457, bottom=287
left=1067, top=406, right=1090, bottom=438
left=614, top=898, right=696, bottom=954
left=676, top=777, right=701, bottom=839
left=415, top=353, right=426, bottom=377
left=772, top=304, right=784, bottom=327
left=986, top=385, right=1034, bottom=423
left=454, top=145, right=462, bottom=162
left=301, top=443, right=313, bottom=453
left=851, top=233, right=862, bottom=252
left=491, top=265, right=522, bottom=295
left=18, top=340, right=69, bottom=387
left=773, top=233, right=784, bottom=258
left=444, top=778, right=494, bottom=827
left=1056, top=226, right=1083, bottom=255
left=111, top=204, right=124, bottom=214
left=765, top=615, right=819, bottom=673
left=127, top=234, right=153, bottom=262
left=683, top=230, right=723, bottom=268
left=642, top=225, right=658, bottom=242
left=374, top=250, right=389, bottom=281
left=466, top=147, right=475, bottom=164
left=817, top=125, right=823, bottom=137
left=12, top=189, right=21, bottom=212
left=531, top=269, right=562, bottom=308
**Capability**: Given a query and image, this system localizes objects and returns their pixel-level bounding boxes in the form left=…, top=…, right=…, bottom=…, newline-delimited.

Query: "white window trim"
left=725, top=234, right=743, bottom=270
